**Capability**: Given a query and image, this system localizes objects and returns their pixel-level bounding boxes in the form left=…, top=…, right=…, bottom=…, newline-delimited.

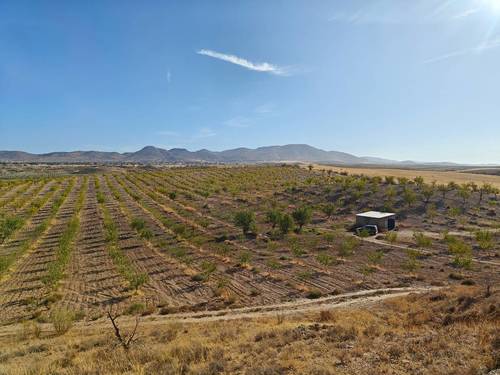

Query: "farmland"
left=315, top=164, right=500, bottom=189
left=0, top=164, right=499, bottom=373
left=0, top=165, right=498, bottom=324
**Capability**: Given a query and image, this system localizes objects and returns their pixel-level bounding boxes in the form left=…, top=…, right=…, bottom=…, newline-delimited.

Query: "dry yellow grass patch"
left=0, top=286, right=497, bottom=375
left=314, top=164, right=500, bottom=188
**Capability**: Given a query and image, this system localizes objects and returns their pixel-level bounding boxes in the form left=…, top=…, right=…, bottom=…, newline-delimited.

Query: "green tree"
left=385, top=176, right=395, bottom=184
left=278, top=214, right=294, bottom=236
left=292, top=206, right=312, bottom=233
left=403, top=188, right=417, bottom=208
left=266, top=209, right=282, bottom=229
left=233, top=210, right=255, bottom=235
left=422, top=185, right=435, bottom=205
left=426, top=203, right=437, bottom=223
left=414, top=176, right=425, bottom=189
left=397, top=177, right=409, bottom=186
left=321, top=203, right=336, bottom=220
left=458, top=184, right=471, bottom=207
left=437, top=184, right=449, bottom=200
left=478, top=183, right=493, bottom=205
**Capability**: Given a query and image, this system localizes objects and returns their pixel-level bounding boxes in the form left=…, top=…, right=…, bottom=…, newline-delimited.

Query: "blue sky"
left=1, top=0, right=499, bottom=163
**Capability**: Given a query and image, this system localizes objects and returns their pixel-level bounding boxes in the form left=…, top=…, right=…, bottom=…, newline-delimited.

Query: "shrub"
left=385, top=231, right=398, bottom=244
left=321, top=203, right=336, bottom=219
left=475, top=230, right=493, bottom=250
left=292, top=206, right=312, bottom=233
left=140, top=228, right=153, bottom=240
left=130, top=273, right=148, bottom=291
left=278, top=214, right=294, bottom=236
left=168, top=191, right=177, bottom=200
left=367, top=250, right=384, bottom=264
left=238, top=251, right=252, bottom=265
left=126, top=303, right=146, bottom=315
left=290, top=242, right=306, bottom=257
left=266, top=259, right=282, bottom=269
left=298, top=270, right=313, bottom=280
left=339, top=237, right=359, bottom=256
left=266, top=209, right=282, bottom=229
left=385, top=176, right=395, bottom=184
left=316, top=252, right=335, bottom=266
left=403, top=188, right=417, bottom=207
left=50, top=308, right=74, bottom=335
left=131, top=218, right=146, bottom=232
left=413, top=231, right=432, bottom=248
left=306, top=290, right=322, bottom=299
left=96, top=192, right=105, bottom=204
left=172, top=224, right=187, bottom=237
left=403, top=249, right=420, bottom=272
left=191, top=273, right=205, bottom=282
left=323, top=232, right=336, bottom=243
left=448, top=240, right=473, bottom=269
left=0, top=216, right=24, bottom=243
left=233, top=210, right=255, bottom=235
left=201, top=261, right=216, bottom=276
left=357, top=228, right=371, bottom=238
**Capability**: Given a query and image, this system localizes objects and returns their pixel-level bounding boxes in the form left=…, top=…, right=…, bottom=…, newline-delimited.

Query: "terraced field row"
left=0, top=178, right=82, bottom=322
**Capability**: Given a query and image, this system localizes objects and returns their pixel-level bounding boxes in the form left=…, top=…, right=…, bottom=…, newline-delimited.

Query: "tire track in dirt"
left=0, top=286, right=439, bottom=337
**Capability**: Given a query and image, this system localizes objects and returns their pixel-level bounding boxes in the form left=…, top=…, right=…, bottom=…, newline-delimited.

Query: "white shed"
left=355, top=211, right=396, bottom=231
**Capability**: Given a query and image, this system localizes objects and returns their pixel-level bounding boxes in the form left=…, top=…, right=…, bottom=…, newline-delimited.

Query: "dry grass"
left=314, top=164, right=500, bottom=188
left=0, top=286, right=497, bottom=375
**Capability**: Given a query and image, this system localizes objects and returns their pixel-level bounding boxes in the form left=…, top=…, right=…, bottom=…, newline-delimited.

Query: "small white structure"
left=355, top=211, right=396, bottom=231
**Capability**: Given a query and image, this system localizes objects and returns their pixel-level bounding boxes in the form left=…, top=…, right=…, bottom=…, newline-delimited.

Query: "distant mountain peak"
left=0, top=144, right=477, bottom=166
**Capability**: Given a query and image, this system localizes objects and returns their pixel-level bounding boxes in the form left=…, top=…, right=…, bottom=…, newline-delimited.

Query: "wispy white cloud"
left=167, top=69, right=171, bottom=83
left=423, top=38, right=500, bottom=63
left=197, top=49, right=289, bottom=76
left=452, top=7, right=481, bottom=19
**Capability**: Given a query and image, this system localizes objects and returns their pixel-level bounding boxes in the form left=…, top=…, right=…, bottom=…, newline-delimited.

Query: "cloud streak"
left=197, top=49, right=289, bottom=76
left=423, top=38, right=500, bottom=63
left=452, top=7, right=481, bottom=19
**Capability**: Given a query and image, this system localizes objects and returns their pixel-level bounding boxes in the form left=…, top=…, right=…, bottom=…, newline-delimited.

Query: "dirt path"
left=354, top=233, right=500, bottom=267
left=0, top=286, right=437, bottom=338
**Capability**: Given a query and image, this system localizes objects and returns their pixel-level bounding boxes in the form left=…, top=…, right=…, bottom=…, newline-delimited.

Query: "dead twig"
left=107, top=309, right=139, bottom=351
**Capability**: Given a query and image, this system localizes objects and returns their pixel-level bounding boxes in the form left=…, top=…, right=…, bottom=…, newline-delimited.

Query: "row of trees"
left=234, top=205, right=314, bottom=237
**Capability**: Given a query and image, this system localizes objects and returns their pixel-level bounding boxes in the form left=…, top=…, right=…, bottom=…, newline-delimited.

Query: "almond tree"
left=478, top=183, right=493, bottom=204
left=279, top=214, right=294, bottom=236
left=421, top=184, right=435, bottom=205
left=292, top=206, right=312, bottom=233
left=437, top=184, right=449, bottom=200
left=403, top=188, right=417, bottom=208
left=414, top=176, right=425, bottom=190
left=458, top=184, right=471, bottom=208
left=321, top=203, right=336, bottom=220
left=266, top=209, right=282, bottom=229
left=234, top=210, right=255, bottom=235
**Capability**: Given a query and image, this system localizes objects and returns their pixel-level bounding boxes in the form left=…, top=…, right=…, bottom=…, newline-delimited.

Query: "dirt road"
left=0, top=287, right=438, bottom=338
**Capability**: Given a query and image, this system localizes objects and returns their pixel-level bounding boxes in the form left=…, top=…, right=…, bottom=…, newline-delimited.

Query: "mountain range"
left=0, top=144, right=463, bottom=165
